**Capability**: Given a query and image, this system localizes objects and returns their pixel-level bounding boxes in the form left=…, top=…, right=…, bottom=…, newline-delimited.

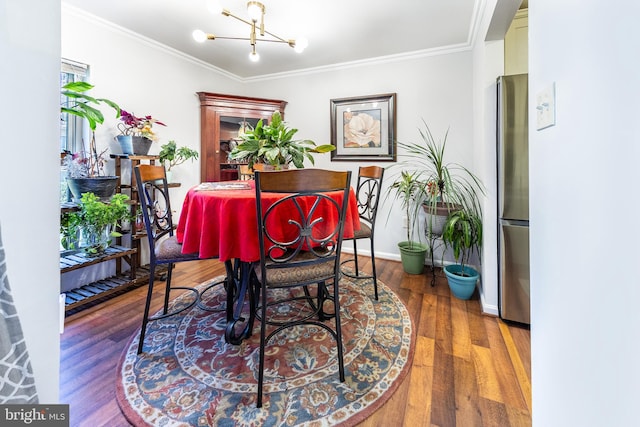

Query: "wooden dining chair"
left=341, top=165, right=384, bottom=300
left=238, top=164, right=254, bottom=180
left=134, top=164, right=221, bottom=354
left=253, top=168, right=352, bottom=408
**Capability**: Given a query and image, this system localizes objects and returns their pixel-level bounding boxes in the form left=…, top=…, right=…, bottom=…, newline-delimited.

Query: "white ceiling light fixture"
left=193, top=1, right=308, bottom=62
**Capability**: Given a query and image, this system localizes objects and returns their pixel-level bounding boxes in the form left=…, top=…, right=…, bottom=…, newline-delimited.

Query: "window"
left=60, top=59, right=89, bottom=153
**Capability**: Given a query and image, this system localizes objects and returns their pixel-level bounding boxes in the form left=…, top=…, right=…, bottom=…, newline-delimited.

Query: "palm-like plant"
left=441, top=209, right=483, bottom=274
left=229, top=111, right=334, bottom=169
left=385, top=170, right=423, bottom=248
left=61, top=81, right=120, bottom=177
left=397, top=121, right=484, bottom=220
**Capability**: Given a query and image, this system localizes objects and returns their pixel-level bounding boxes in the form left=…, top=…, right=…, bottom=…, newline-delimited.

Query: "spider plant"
left=397, top=120, right=484, bottom=221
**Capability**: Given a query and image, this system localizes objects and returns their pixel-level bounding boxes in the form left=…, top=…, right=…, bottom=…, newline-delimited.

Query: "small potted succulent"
left=116, top=110, right=166, bottom=155
left=60, top=81, right=121, bottom=201
left=228, top=111, right=335, bottom=170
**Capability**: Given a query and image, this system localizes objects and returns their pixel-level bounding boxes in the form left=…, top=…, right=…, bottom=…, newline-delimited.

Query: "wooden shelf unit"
left=60, top=154, right=179, bottom=313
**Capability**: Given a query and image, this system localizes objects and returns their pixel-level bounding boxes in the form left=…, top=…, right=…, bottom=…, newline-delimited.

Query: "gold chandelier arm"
left=196, top=1, right=305, bottom=58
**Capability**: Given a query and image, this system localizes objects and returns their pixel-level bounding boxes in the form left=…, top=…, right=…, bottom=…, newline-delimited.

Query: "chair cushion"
left=156, top=236, right=201, bottom=262
left=256, top=251, right=336, bottom=287
left=353, top=222, right=372, bottom=239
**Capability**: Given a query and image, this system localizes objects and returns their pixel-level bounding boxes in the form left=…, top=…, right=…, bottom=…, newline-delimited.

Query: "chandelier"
left=192, top=1, right=308, bottom=62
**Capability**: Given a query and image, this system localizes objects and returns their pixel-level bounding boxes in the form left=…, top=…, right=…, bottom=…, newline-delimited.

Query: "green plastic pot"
left=398, top=241, right=428, bottom=274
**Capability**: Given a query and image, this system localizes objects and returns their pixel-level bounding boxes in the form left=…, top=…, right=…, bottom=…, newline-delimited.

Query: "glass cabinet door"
left=198, top=92, right=287, bottom=182
left=219, top=116, right=260, bottom=181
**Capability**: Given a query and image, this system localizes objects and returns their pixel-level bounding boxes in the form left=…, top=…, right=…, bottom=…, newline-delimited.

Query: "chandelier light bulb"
left=192, top=30, right=207, bottom=43
left=249, top=51, right=260, bottom=62
left=247, top=2, right=263, bottom=22
left=294, top=37, right=308, bottom=53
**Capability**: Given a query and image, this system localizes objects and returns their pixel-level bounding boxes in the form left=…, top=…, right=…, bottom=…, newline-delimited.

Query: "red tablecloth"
left=176, top=180, right=360, bottom=262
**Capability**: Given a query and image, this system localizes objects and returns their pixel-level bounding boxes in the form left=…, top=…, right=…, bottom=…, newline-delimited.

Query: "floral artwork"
left=342, top=110, right=381, bottom=148
left=330, top=93, right=396, bottom=161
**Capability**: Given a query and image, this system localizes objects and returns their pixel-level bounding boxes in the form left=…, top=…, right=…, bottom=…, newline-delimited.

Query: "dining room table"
left=175, top=179, right=361, bottom=344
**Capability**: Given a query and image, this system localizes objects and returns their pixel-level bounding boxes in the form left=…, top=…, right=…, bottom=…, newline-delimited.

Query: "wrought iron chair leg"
left=162, top=263, right=174, bottom=315
left=370, top=240, right=379, bottom=300
left=137, top=264, right=156, bottom=354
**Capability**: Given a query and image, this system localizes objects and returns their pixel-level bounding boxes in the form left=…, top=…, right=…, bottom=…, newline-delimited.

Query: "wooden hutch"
left=197, top=92, right=287, bottom=182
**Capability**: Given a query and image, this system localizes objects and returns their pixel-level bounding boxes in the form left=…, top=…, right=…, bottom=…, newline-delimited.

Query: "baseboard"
left=343, top=247, right=499, bottom=315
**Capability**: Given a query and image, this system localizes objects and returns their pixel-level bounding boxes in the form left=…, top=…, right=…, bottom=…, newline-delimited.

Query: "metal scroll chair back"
left=133, top=165, right=203, bottom=354
left=253, top=168, right=352, bottom=408
left=341, top=165, right=384, bottom=300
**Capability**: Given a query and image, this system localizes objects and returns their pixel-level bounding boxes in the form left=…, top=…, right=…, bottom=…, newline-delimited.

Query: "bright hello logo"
left=1, top=405, right=68, bottom=426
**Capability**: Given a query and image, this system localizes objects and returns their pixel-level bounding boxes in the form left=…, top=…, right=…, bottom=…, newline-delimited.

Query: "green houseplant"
left=397, top=121, right=484, bottom=236
left=385, top=170, right=429, bottom=274
left=65, top=192, right=132, bottom=255
left=228, top=111, right=335, bottom=169
left=159, top=140, right=199, bottom=172
left=61, top=81, right=121, bottom=200
left=116, top=110, right=166, bottom=155
left=441, top=209, right=483, bottom=299
left=388, top=121, right=485, bottom=274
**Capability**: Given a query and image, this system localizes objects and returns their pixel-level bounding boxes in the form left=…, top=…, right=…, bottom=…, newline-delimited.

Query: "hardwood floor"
left=60, top=257, right=531, bottom=426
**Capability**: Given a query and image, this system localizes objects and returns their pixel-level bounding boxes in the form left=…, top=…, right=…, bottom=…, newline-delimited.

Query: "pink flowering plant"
left=117, top=110, right=166, bottom=140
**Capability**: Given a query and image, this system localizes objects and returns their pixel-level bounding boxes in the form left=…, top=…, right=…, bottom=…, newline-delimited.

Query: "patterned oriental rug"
left=116, top=273, right=415, bottom=426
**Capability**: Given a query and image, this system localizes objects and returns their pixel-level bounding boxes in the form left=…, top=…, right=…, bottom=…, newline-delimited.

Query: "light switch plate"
left=536, top=83, right=556, bottom=130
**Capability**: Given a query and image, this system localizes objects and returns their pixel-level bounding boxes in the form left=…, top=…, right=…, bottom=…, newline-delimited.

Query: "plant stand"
left=424, top=222, right=445, bottom=287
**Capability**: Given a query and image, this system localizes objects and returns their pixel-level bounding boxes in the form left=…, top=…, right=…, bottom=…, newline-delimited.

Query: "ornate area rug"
left=116, top=273, right=415, bottom=426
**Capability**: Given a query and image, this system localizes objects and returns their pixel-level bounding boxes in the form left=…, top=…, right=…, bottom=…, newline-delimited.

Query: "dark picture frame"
left=330, top=93, right=396, bottom=161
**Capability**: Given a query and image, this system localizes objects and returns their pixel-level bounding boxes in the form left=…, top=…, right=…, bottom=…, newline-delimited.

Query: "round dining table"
left=176, top=180, right=361, bottom=262
left=175, top=179, right=361, bottom=344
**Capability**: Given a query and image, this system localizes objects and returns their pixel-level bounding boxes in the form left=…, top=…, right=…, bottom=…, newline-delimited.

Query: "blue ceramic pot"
left=444, top=264, right=478, bottom=300
left=116, top=135, right=133, bottom=155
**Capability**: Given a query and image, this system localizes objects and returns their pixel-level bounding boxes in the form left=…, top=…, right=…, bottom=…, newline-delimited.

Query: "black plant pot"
left=67, top=176, right=118, bottom=202
left=132, top=136, right=152, bottom=155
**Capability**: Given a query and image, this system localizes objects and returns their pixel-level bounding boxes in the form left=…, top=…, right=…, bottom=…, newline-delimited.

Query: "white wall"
left=471, top=0, right=506, bottom=317
left=530, top=1, right=640, bottom=426
left=62, top=4, right=246, bottom=213
left=244, top=52, right=476, bottom=265
left=0, top=0, right=61, bottom=402
left=61, top=6, right=499, bottom=313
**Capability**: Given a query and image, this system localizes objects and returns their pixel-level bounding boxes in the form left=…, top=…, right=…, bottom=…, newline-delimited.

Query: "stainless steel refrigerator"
left=497, top=74, right=530, bottom=325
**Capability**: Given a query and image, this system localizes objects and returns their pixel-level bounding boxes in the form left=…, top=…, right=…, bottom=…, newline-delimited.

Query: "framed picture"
left=330, top=93, right=396, bottom=161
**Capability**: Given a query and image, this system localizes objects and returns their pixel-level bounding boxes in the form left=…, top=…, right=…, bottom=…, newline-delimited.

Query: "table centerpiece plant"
left=228, top=111, right=335, bottom=170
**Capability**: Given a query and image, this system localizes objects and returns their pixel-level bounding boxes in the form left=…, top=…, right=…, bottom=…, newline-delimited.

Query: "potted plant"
left=441, top=208, right=483, bottom=299
left=60, top=81, right=121, bottom=201
left=67, top=192, right=132, bottom=256
left=60, top=210, right=81, bottom=251
left=117, top=110, right=166, bottom=155
left=228, top=111, right=335, bottom=170
left=158, top=140, right=199, bottom=181
left=396, top=121, right=484, bottom=237
left=385, top=170, right=429, bottom=274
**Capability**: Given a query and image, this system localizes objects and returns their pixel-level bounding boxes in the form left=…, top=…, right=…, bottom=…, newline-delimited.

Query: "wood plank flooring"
left=60, top=257, right=531, bottom=426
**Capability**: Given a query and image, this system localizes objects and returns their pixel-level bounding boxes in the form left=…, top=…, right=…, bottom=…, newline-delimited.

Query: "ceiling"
left=61, top=0, right=516, bottom=80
